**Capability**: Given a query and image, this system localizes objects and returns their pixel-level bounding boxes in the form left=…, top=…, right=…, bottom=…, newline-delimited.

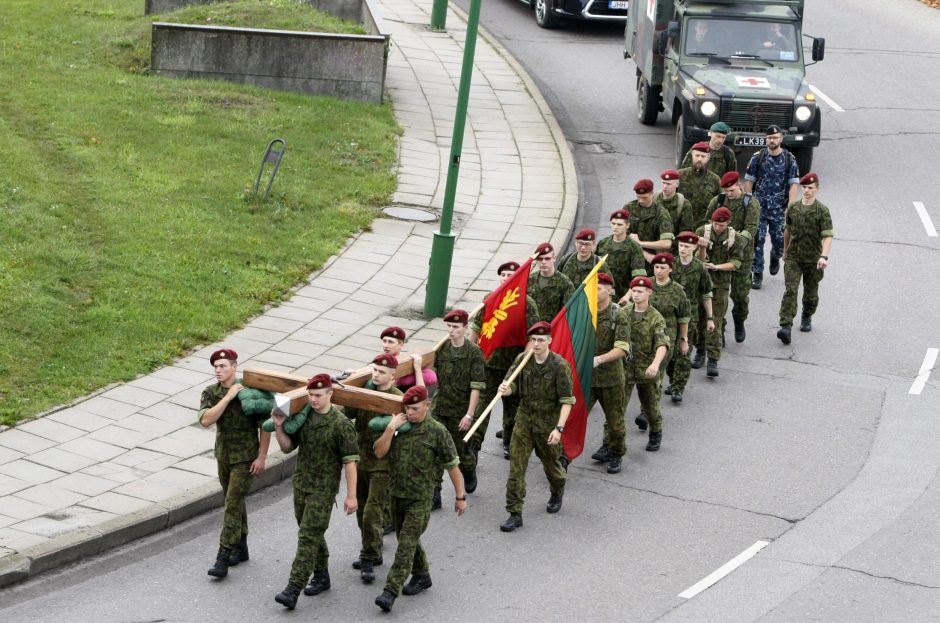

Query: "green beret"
left=710, top=121, right=732, bottom=134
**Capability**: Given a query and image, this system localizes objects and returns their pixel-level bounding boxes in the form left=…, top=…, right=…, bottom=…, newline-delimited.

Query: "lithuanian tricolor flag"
left=550, top=256, right=606, bottom=461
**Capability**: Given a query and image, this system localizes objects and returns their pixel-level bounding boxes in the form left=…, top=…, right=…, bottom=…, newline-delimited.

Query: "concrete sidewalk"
left=0, top=0, right=577, bottom=587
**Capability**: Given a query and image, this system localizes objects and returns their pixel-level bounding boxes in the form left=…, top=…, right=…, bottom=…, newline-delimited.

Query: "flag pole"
left=431, top=302, right=485, bottom=353
left=462, top=348, right=534, bottom=442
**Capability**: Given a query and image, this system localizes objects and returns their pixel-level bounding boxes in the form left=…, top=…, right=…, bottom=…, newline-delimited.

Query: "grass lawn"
left=0, top=0, right=399, bottom=426
left=163, top=0, right=366, bottom=34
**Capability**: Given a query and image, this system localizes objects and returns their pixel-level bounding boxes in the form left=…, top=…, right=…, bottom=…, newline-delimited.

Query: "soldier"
left=587, top=273, right=631, bottom=474
left=557, top=228, right=601, bottom=286
left=596, top=209, right=647, bottom=297
left=677, top=142, right=723, bottom=229
left=622, top=277, right=669, bottom=452
left=624, top=178, right=674, bottom=268
left=373, top=386, right=467, bottom=612
left=498, top=322, right=574, bottom=532
left=431, top=309, right=486, bottom=494
left=469, top=261, right=540, bottom=461
left=199, top=349, right=271, bottom=579
left=777, top=172, right=834, bottom=344
left=656, top=169, right=694, bottom=250
left=345, top=355, right=403, bottom=584
left=680, top=121, right=738, bottom=178
left=646, top=253, right=691, bottom=410
left=745, top=124, right=800, bottom=289
left=529, top=242, right=575, bottom=323
left=696, top=208, right=748, bottom=378
left=379, top=326, right=437, bottom=392
left=668, top=232, right=715, bottom=402
left=705, top=171, right=760, bottom=343
left=272, top=374, right=359, bottom=610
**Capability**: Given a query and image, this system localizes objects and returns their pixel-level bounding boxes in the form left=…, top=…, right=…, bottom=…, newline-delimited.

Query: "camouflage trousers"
left=471, top=366, right=521, bottom=449
left=590, top=384, right=626, bottom=457
left=288, top=490, right=334, bottom=587
left=668, top=324, right=698, bottom=392
left=706, top=287, right=730, bottom=360
left=730, top=268, right=752, bottom=323
left=384, top=496, right=432, bottom=596
left=779, top=259, right=824, bottom=325
left=356, top=466, right=389, bottom=563
left=217, top=460, right=252, bottom=549
left=625, top=380, right=662, bottom=433
left=505, top=417, right=566, bottom=514
left=752, top=210, right=785, bottom=274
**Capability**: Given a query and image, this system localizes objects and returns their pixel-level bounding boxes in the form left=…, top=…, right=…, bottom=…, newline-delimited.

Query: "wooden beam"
left=243, top=367, right=403, bottom=415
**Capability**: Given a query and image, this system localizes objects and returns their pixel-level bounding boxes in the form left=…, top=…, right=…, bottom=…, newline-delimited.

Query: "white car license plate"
left=735, top=135, right=766, bottom=147
left=609, top=1, right=628, bottom=9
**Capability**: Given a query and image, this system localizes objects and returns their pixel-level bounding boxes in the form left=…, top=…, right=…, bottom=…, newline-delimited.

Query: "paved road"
left=3, top=1, right=939, bottom=621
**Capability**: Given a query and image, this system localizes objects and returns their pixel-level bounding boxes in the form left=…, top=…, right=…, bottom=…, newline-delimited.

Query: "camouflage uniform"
left=595, top=235, right=647, bottom=297
left=680, top=144, right=738, bottom=178
left=505, top=351, right=574, bottom=514
left=199, top=380, right=261, bottom=550
left=591, top=303, right=631, bottom=458
left=706, top=193, right=761, bottom=323
left=558, top=252, right=600, bottom=288
left=652, top=279, right=691, bottom=388
left=384, top=418, right=459, bottom=596
left=779, top=199, right=834, bottom=325
left=432, top=340, right=486, bottom=471
left=695, top=224, right=748, bottom=361
left=285, top=405, right=359, bottom=587
left=677, top=167, right=722, bottom=229
left=345, top=381, right=402, bottom=564
left=471, top=296, right=540, bottom=450
left=624, top=199, right=675, bottom=273
left=655, top=192, right=694, bottom=252
left=745, top=149, right=800, bottom=274
left=528, top=271, right=575, bottom=324
left=670, top=257, right=713, bottom=392
left=623, top=303, right=669, bottom=433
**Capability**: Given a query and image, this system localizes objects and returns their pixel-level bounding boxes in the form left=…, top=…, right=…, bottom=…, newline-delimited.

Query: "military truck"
left=624, top=0, right=825, bottom=172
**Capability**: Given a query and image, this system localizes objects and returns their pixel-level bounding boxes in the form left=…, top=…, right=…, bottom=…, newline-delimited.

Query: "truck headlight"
left=795, top=105, right=812, bottom=122
left=701, top=101, right=717, bottom=117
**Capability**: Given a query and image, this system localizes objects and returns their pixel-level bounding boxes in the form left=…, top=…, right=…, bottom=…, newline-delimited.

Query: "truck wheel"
left=675, top=114, right=694, bottom=168
left=534, top=0, right=559, bottom=29
left=793, top=147, right=813, bottom=175
left=637, top=78, right=659, bottom=126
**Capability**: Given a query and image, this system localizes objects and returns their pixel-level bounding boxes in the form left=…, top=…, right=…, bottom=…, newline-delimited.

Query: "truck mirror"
left=667, top=21, right=680, bottom=40
left=812, top=37, right=825, bottom=62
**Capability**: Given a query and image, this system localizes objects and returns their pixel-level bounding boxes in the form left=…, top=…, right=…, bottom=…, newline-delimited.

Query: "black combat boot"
left=607, top=456, right=622, bottom=474
left=464, top=469, right=478, bottom=494
left=734, top=317, right=746, bottom=343
left=591, top=445, right=610, bottom=462
left=303, top=569, right=331, bottom=596
left=777, top=325, right=792, bottom=344
left=769, top=256, right=780, bottom=275
left=495, top=429, right=503, bottom=439
left=800, top=314, right=812, bottom=332
left=227, top=535, right=248, bottom=566
left=500, top=513, right=523, bottom=532
left=706, top=358, right=719, bottom=378
left=360, top=559, right=375, bottom=584
left=671, top=388, right=683, bottom=403
left=275, top=582, right=302, bottom=609
left=431, top=486, right=442, bottom=510
left=635, top=414, right=648, bottom=431
left=546, top=493, right=563, bottom=514
left=402, top=573, right=433, bottom=595
left=353, top=556, right=383, bottom=569
left=502, top=442, right=510, bottom=460
left=663, top=384, right=673, bottom=395
left=207, top=546, right=231, bottom=578
left=375, top=589, right=397, bottom=612
left=646, top=431, right=662, bottom=452
left=752, top=272, right=763, bottom=289
left=383, top=523, right=394, bottom=535
left=691, top=349, right=706, bottom=369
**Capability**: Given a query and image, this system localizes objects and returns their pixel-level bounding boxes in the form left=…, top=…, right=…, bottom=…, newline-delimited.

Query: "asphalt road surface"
left=2, top=1, right=939, bottom=621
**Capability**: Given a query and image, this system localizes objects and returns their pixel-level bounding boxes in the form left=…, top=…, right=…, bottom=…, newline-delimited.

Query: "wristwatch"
left=820, top=255, right=828, bottom=260
left=706, top=316, right=714, bottom=320
left=555, top=425, right=565, bottom=433
left=455, top=495, right=467, bottom=501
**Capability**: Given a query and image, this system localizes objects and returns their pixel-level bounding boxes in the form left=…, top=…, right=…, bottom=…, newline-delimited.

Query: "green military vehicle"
left=624, top=0, right=825, bottom=172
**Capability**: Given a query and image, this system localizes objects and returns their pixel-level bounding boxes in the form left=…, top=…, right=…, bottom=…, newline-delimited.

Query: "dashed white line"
left=913, top=202, right=938, bottom=237
left=678, top=540, right=770, bottom=599
left=909, top=348, right=939, bottom=396
left=809, top=84, right=844, bottom=113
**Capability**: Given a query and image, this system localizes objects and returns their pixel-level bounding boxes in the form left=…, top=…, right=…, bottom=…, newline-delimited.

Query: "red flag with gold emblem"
left=477, top=258, right=534, bottom=359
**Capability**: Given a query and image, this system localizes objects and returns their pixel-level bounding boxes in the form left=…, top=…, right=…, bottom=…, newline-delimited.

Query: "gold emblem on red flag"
left=481, top=287, right=521, bottom=340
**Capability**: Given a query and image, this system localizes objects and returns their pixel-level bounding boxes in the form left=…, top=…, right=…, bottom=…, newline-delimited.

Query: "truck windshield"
left=684, top=19, right=799, bottom=62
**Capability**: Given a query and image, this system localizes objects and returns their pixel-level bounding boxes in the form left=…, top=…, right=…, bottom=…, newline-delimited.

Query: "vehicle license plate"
left=734, top=135, right=766, bottom=147
left=609, top=1, right=628, bottom=8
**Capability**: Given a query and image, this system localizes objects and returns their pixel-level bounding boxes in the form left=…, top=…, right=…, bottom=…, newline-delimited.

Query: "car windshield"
left=684, top=19, right=799, bottom=62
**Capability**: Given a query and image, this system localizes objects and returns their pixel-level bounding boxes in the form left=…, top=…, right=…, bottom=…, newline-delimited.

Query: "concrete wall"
left=151, top=23, right=389, bottom=103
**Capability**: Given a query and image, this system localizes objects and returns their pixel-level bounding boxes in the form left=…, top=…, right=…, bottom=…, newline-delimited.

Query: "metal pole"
left=430, top=0, right=447, bottom=30
left=424, top=0, right=483, bottom=317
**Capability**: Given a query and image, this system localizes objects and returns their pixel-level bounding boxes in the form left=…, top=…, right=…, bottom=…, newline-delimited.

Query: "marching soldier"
left=596, top=209, right=647, bottom=297
left=529, top=242, right=575, bottom=323
left=680, top=121, right=738, bottom=178
left=272, top=374, right=359, bottom=610
left=668, top=233, right=715, bottom=402
left=498, top=322, right=574, bottom=532
left=678, top=142, right=723, bottom=229
left=656, top=169, right=694, bottom=248
left=623, top=178, right=675, bottom=269
left=558, top=228, right=601, bottom=286
left=199, top=348, right=271, bottom=579
left=646, top=253, right=691, bottom=409
left=373, top=386, right=467, bottom=612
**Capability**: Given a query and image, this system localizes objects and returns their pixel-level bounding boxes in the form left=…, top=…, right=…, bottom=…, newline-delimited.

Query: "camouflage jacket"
left=431, top=340, right=486, bottom=418
left=200, top=380, right=260, bottom=464
left=388, top=417, right=459, bottom=501
left=345, top=380, right=402, bottom=473
left=507, top=351, right=576, bottom=430
left=595, top=235, right=647, bottom=297
left=655, top=192, right=695, bottom=240
left=622, top=303, right=669, bottom=383
left=680, top=144, right=737, bottom=178
left=558, top=252, right=599, bottom=288
left=695, top=224, right=748, bottom=289
left=288, top=405, right=359, bottom=495
left=705, top=193, right=761, bottom=250
left=671, top=257, right=713, bottom=310
left=785, top=199, right=834, bottom=262
left=651, top=279, right=692, bottom=345
left=623, top=200, right=675, bottom=246
left=593, top=302, right=631, bottom=388
left=528, top=271, right=575, bottom=324
left=472, top=294, right=540, bottom=371
left=677, top=167, right=722, bottom=229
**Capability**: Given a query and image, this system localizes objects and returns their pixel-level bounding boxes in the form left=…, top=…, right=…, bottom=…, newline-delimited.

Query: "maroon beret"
left=402, top=385, right=429, bottom=405
left=676, top=231, right=699, bottom=245
left=527, top=321, right=552, bottom=337
left=497, top=261, right=520, bottom=275
left=800, top=172, right=819, bottom=185
left=630, top=276, right=654, bottom=290
left=372, top=354, right=398, bottom=369
left=610, top=209, right=631, bottom=222
left=381, top=326, right=407, bottom=341
left=633, top=179, right=654, bottom=194
left=720, top=171, right=740, bottom=188
left=575, top=228, right=596, bottom=241
left=535, top=242, right=554, bottom=257
left=209, top=349, right=237, bottom=365
left=306, top=373, right=333, bottom=390
left=597, top=272, right=615, bottom=287
left=443, top=309, right=469, bottom=324
left=651, top=252, right=675, bottom=267
left=692, top=141, right=711, bottom=153
left=711, top=207, right=733, bottom=223
left=660, top=169, right=680, bottom=181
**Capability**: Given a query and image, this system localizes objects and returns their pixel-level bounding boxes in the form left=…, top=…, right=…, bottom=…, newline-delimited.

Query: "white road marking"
left=809, top=85, right=844, bottom=113
left=678, top=540, right=770, bottom=599
left=913, top=202, right=938, bottom=237
left=909, top=348, right=939, bottom=396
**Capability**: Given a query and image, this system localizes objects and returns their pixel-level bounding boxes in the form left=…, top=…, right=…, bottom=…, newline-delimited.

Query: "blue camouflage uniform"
left=745, top=150, right=799, bottom=275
